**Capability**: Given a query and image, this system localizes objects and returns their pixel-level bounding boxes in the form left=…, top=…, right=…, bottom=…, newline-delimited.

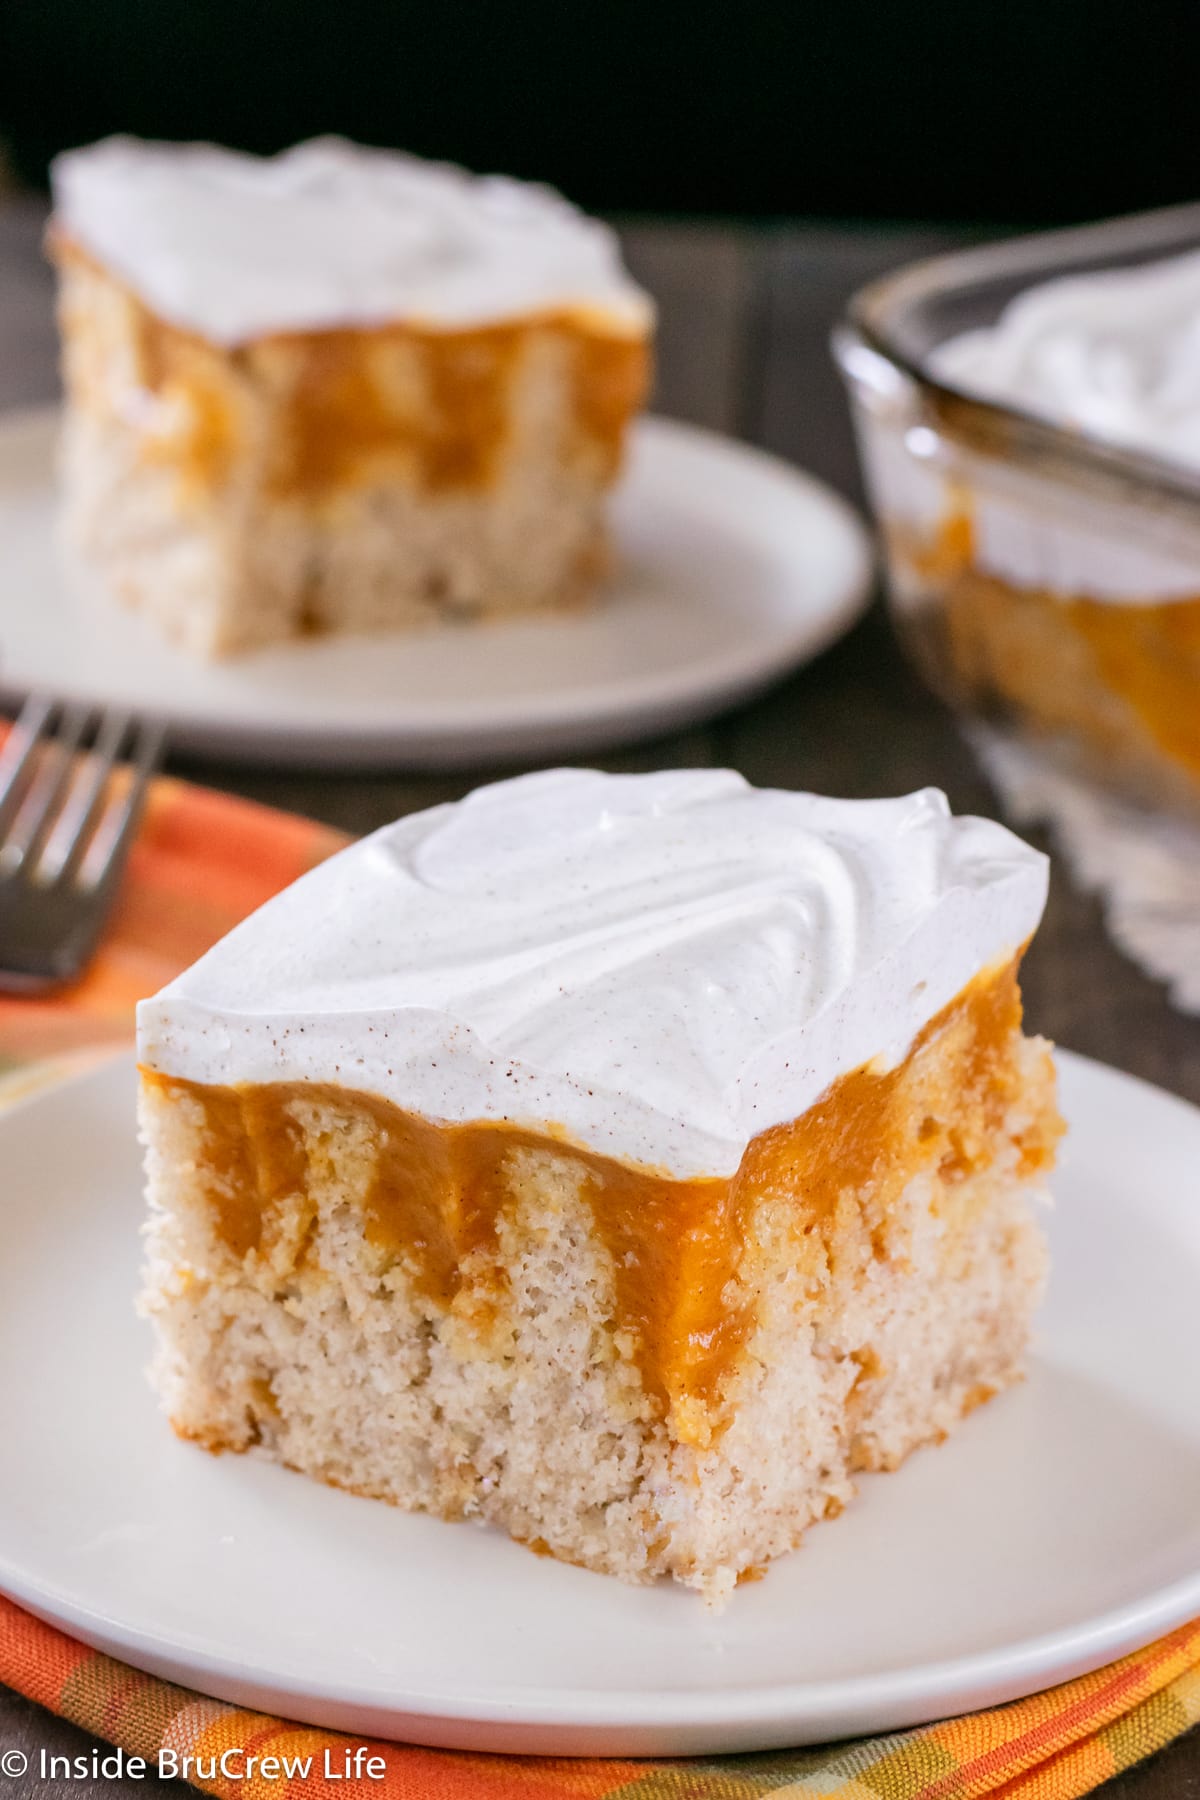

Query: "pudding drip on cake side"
left=55, top=236, right=650, bottom=506
left=140, top=952, right=1055, bottom=1450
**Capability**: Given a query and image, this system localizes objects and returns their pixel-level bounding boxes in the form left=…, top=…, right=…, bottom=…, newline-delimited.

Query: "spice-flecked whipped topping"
left=51, top=136, right=652, bottom=346
left=137, top=769, right=1048, bottom=1178
left=933, top=248, right=1200, bottom=473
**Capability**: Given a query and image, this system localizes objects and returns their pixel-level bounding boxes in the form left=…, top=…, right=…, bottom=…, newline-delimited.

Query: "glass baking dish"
left=833, top=202, right=1200, bottom=816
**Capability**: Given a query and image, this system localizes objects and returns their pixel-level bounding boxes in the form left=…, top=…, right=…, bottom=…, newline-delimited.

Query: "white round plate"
left=0, top=408, right=871, bottom=770
left=1, top=1050, right=1198, bottom=1758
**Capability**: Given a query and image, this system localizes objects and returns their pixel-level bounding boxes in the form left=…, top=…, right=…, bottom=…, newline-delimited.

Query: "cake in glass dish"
left=136, top=767, right=1062, bottom=1605
left=49, top=138, right=653, bottom=657
left=835, top=206, right=1200, bottom=815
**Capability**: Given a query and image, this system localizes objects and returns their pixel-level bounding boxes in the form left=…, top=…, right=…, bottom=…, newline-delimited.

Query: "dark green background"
left=1, top=0, right=1195, bottom=221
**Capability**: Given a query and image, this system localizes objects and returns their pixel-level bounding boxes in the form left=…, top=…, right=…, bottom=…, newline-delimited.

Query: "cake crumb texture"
left=139, top=958, right=1060, bottom=1603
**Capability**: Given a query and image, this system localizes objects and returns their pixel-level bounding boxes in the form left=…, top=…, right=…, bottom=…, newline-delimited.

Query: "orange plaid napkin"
left=0, top=765, right=1197, bottom=1799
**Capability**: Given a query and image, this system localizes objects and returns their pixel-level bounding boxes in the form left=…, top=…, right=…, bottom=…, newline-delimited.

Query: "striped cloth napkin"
left=1, top=763, right=1197, bottom=1799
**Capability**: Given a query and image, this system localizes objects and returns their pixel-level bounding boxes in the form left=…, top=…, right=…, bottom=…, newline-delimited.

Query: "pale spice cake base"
left=53, top=242, right=650, bottom=657
left=138, top=960, right=1061, bottom=1605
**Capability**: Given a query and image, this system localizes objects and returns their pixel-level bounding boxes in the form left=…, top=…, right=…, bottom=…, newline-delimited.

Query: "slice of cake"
left=137, top=768, right=1062, bottom=1604
left=49, top=138, right=653, bottom=657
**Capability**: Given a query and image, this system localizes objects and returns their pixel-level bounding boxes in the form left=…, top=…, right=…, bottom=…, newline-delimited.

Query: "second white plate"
left=0, top=1051, right=1198, bottom=1756
left=0, top=409, right=871, bottom=768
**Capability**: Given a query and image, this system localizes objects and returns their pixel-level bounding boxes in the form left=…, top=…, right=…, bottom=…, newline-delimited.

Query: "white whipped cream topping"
left=869, top=415, right=1200, bottom=605
left=965, top=486, right=1200, bottom=602
left=872, top=250, right=1200, bottom=604
left=51, top=136, right=652, bottom=344
left=933, top=250, right=1200, bottom=472
left=137, top=769, right=1047, bottom=1178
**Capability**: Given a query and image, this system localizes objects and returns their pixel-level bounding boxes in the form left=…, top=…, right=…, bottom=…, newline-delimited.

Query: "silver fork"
left=0, top=696, right=166, bottom=993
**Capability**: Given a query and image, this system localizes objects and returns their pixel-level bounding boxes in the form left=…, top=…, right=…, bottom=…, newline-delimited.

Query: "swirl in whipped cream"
left=933, top=249, right=1200, bottom=473
left=137, top=769, right=1047, bottom=1177
left=51, top=136, right=653, bottom=345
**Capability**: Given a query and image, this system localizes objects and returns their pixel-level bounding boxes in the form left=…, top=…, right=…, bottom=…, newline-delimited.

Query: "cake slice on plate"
left=50, top=138, right=652, bottom=656
left=137, top=768, right=1062, bottom=1604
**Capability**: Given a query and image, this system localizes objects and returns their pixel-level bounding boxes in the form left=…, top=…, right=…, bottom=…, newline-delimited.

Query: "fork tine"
left=0, top=695, right=55, bottom=836
left=1, top=702, right=92, bottom=874
left=39, top=708, right=132, bottom=884
left=80, top=717, right=166, bottom=893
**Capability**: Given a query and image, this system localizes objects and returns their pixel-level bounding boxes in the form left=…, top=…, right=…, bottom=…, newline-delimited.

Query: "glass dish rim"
left=833, top=199, right=1200, bottom=512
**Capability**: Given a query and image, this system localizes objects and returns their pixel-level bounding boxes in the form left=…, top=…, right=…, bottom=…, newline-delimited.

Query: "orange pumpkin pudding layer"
left=137, top=769, right=1062, bottom=1604
left=892, top=506, right=1200, bottom=813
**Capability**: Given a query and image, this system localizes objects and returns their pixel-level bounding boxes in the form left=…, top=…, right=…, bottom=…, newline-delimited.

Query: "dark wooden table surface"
left=0, top=197, right=1196, bottom=1797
